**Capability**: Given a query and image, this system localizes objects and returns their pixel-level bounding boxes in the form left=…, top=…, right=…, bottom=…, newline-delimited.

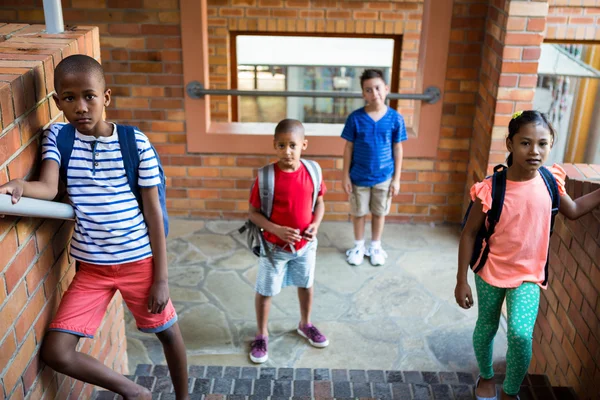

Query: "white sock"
left=354, top=239, right=365, bottom=249
left=370, top=240, right=381, bottom=249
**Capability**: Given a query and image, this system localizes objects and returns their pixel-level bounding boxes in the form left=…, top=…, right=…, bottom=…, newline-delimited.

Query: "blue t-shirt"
left=341, top=107, right=407, bottom=187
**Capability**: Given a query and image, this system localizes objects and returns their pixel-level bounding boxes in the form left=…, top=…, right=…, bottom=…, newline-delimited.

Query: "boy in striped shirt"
left=342, top=69, right=407, bottom=267
left=0, top=55, right=188, bottom=400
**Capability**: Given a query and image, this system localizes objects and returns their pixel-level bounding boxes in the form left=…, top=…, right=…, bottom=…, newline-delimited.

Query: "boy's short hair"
left=360, top=69, right=386, bottom=88
left=274, top=119, right=305, bottom=138
left=54, top=54, right=106, bottom=92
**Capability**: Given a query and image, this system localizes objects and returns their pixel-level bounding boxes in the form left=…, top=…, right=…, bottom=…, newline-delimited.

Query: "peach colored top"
left=470, top=164, right=566, bottom=289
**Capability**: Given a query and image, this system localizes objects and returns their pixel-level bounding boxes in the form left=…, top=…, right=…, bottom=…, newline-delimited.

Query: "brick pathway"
left=94, top=364, right=577, bottom=400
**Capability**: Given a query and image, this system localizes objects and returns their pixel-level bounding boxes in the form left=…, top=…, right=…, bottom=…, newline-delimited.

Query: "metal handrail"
left=0, top=194, right=74, bottom=220
left=186, top=81, right=441, bottom=104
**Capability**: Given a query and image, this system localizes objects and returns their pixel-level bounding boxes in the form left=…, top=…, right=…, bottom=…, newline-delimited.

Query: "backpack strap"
left=300, top=158, right=322, bottom=212
left=258, top=163, right=275, bottom=219
left=472, top=164, right=507, bottom=273
left=539, top=166, right=561, bottom=286
left=539, top=166, right=560, bottom=230
left=55, top=124, right=76, bottom=184
left=117, top=125, right=142, bottom=208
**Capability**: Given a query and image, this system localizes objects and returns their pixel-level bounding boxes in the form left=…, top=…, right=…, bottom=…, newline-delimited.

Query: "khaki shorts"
left=350, top=178, right=392, bottom=217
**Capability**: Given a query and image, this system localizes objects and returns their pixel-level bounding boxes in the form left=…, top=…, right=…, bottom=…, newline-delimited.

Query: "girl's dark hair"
left=506, top=110, right=556, bottom=166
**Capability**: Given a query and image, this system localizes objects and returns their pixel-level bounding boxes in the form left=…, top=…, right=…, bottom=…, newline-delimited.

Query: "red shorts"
left=48, top=256, right=177, bottom=338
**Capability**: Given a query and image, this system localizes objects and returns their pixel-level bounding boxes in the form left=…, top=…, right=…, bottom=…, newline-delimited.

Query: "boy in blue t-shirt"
left=341, top=69, right=407, bottom=266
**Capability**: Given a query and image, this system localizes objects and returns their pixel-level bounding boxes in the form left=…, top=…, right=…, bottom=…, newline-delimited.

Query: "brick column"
left=531, top=163, right=600, bottom=398
left=467, top=0, right=548, bottom=189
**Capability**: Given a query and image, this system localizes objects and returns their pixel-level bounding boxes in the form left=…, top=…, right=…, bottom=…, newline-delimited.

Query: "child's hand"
left=454, top=281, right=474, bottom=309
left=303, top=223, right=319, bottom=241
left=390, top=179, right=401, bottom=196
left=274, top=226, right=302, bottom=245
left=343, top=175, right=352, bottom=194
left=0, top=180, right=25, bottom=205
left=148, top=281, right=170, bottom=314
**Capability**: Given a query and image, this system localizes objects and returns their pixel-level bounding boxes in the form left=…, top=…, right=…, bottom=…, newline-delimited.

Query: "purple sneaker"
left=249, top=335, right=268, bottom=363
left=297, top=323, right=329, bottom=348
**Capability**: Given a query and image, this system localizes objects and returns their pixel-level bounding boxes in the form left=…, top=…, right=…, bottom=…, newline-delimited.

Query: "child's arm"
left=0, top=160, right=59, bottom=203
left=304, top=195, right=325, bottom=241
left=559, top=188, right=600, bottom=220
left=455, top=198, right=486, bottom=309
left=390, top=142, right=403, bottom=195
left=140, top=186, right=169, bottom=314
left=249, top=205, right=302, bottom=245
left=342, top=140, right=353, bottom=194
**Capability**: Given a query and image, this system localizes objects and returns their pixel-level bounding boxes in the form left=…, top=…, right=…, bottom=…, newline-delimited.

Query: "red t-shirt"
left=249, top=163, right=326, bottom=251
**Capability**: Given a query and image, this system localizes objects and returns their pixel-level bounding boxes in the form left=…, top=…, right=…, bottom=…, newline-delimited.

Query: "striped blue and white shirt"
left=42, top=122, right=162, bottom=265
left=341, top=107, right=407, bottom=187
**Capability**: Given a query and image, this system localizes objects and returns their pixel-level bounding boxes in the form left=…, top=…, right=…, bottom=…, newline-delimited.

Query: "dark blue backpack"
left=55, top=123, right=169, bottom=237
left=462, top=164, right=559, bottom=286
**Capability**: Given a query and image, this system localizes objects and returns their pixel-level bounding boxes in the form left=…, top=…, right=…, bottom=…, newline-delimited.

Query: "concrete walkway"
left=125, top=219, right=507, bottom=374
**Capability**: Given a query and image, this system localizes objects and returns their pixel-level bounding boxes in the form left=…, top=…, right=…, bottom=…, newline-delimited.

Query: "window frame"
left=180, top=0, right=452, bottom=157
left=230, top=31, right=402, bottom=123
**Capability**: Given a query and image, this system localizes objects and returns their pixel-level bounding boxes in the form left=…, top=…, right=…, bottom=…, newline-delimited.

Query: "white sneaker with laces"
left=345, top=245, right=366, bottom=266
left=368, top=246, right=388, bottom=266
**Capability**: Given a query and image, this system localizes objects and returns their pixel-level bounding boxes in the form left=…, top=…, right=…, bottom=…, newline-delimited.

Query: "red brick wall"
left=546, top=0, right=600, bottom=40
left=0, top=0, right=488, bottom=223
left=467, top=0, right=548, bottom=198
left=0, top=24, right=127, bottom=400
left=531, top=164, right=600, bottom=400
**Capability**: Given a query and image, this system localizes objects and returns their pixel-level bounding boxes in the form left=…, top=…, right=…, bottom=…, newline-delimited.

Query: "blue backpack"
left=55, top=123, right=170, bottom=237
left=462, top=164, right=559, bottom=286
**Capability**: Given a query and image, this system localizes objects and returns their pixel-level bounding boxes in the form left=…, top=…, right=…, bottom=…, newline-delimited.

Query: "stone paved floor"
left=125, top=219, right=507, bottom=374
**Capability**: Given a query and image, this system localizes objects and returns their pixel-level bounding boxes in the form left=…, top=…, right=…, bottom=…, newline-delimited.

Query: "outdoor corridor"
left=125, top=220, right=508, bottom=374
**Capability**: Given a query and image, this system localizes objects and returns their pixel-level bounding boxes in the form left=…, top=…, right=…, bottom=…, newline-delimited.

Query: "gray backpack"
left=239, top=159, right=322, bottom=264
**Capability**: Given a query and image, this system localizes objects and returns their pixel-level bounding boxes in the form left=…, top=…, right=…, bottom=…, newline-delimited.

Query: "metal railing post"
left=42, top=0, right=65, bottom=34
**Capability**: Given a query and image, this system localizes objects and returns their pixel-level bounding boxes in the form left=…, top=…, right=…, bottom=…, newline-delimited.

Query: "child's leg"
left=254, top=244, right=289, bottom=336
left=156, top=323, right=189, bottom=399
left=295, top=240, right=317, bottom=325
left=370, top=179, right=393, bottom=242
left=350, top=185, right=370, bottom=241
left=115, top=257, right=186, bottom=397
left=371, top=215, right=385, bottom=241
left=41, top=331, right=151, bottom=399
left=297, top=286, right=314, bottom=326
left=255, top=293, right=272, bottom=336
left=348, top=186, right=369, bottom=265
left=44, top=262, right=149, bottom=398
left=292, top=241, right=328, bottom=347
left=502, top=282, right=540, bottom=397
left=353, top=215, right=366, bottom=241
left=473, top=274, right=506, bottom=396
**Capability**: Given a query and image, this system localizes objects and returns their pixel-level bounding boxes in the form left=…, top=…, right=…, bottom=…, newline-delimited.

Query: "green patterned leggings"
left=473, top=274, right=540, bottom=396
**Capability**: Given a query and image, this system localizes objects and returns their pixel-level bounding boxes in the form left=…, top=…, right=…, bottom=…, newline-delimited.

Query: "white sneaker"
left=368, top=247, right=388, bottom=266
left=345, top=245, right=366, bottom=265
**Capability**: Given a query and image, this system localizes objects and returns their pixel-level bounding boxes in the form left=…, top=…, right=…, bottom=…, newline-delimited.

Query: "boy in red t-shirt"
left=247, top=119, right=328, bottom=363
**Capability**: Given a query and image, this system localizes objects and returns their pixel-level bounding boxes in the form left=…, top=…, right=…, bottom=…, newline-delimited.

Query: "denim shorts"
left=254, top=239, right=318, bottom=297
